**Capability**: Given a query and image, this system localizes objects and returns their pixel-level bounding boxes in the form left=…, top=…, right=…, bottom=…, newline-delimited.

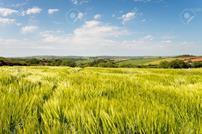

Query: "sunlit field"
left=0, top=67, right=202, bottom=133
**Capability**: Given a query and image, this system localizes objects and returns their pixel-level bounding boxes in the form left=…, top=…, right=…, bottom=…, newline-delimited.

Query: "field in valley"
left=0, top=67, right=202, bottom=133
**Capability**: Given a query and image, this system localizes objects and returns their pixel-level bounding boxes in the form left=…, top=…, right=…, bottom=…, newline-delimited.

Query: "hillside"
left=0, top=55, right=202, bottom=68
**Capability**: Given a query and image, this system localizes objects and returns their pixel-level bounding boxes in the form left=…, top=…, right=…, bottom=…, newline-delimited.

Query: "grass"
left=0, top=66, right=202, bottom=133
left=146, top=58, right=178, bottom=65
left=116, top=57, right=162, bottom=66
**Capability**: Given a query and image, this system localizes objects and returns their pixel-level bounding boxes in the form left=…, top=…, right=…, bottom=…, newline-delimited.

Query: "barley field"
left=0, top=67, right=202, bottom=133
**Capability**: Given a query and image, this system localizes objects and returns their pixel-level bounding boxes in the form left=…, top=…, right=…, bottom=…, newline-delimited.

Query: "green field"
left=0, top=67, right=202, bottom=133
left=116, top=58, right=162, bottom=66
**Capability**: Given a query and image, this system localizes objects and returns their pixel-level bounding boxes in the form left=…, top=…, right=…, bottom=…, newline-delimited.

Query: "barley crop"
left=0, top=67, right=202, bottom=133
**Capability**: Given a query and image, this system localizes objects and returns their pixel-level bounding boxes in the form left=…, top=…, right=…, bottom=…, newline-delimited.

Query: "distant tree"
left=175, top=55, right=195, bottom=58
left=88, top=59, right=117, bottom=68
left=61, top=59, right=76, bottom=67
left=118, top=64, right=134, bottom=68
left=191, top=62, right=202, bottom=68
left=169, top=60, right=190, bottom=68
left=159, top=60, right=191, bottom=68
left=29, top=58, right=40, bottom=65
left=159, top=61, right=170, bottom=68
left=0, top=60, right=6, bottom=66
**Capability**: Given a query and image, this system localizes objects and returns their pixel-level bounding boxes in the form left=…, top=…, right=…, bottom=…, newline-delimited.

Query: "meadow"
left=0, top=67, right=202, bottom=133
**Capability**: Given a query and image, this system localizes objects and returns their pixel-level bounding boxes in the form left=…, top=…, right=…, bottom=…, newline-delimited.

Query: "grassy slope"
left=117, top=56, right=202, bottom=66
left=0, top=67, right=202, bottom=133
left=146, top=58, right=177, bottom=65
left=116, top=57, right=162, bottom=66
left=147, top=56, right=202, bottom=65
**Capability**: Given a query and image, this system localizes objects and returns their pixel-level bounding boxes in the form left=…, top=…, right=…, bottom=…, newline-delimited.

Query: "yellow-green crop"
left=0, top=67, right=202, bottom=133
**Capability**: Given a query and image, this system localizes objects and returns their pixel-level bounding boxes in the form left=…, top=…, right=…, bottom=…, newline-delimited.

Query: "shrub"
left=159, top=60, right=191, bottom=68
left=191, top=62, right=202, bottom=68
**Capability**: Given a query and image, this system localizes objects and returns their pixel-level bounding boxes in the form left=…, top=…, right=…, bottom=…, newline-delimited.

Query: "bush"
left=159, top=60, right=191, bottom=69
left=88, top=59, right=117, bottom=68
left=169, top=60, right=190, bottom=68
left=159, top=61, right=170, bottom=68
left=191, top=62, right=202, bottom=68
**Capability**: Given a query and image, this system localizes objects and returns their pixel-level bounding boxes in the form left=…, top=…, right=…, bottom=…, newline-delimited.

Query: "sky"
left=0, top=0, right=201, bottom=57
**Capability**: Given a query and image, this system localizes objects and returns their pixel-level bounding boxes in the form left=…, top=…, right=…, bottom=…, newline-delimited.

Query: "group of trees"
left=26, top=58, right=77, bottom=67
left=159, top=60, right=202, bottom=68
left=1, top=57, right=202, bottom=68
left=79, top=59, right=202, bottom=68
left=0, top=58, right=76, bottom=67
left=86, top=59, right=117, bottom=67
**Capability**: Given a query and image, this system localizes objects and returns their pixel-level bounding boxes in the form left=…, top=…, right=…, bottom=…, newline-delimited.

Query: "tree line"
left=159, top=60, right=202, bottom=68
left=0, top=57, right=202, bottom=68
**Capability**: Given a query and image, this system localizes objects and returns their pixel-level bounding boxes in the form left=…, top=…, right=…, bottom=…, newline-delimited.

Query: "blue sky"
left=0, top=0, right=201, bottom=57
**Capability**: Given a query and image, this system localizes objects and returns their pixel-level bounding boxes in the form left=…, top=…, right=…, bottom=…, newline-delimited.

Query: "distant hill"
left=0, top=55, right=201, bottom=68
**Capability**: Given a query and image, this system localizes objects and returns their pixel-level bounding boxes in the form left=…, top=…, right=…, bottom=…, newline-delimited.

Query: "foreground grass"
left=0, top=67, right=202, bottom=133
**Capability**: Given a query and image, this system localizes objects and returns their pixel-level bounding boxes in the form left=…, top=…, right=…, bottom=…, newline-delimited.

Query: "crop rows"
left=0, top=67, right=202, bottom=133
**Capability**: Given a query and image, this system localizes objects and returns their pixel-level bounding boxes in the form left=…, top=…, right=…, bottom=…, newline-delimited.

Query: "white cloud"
left=1, top=22, right=201, bottom=56
left=72, top=0, right=79, bottom=4
left=71, top=0, right=88, bottom=5
left=38, top=20, right=133, bottom=56
left=121, top=12, right=136, bottom=24
left=40, top=31, right=67, bottom=43
left=21, top=25, right=38, bottom=33
left=41, top=20, right=126, bottom=45
left=39, top=20, right=127, bottom=55
left=94, top=14, right=101, bottom=20
left=25, top=7, right=42, bottom=15
left=0, top=8, right=18, bottom=17
left=73, top=20, right=125, bottom=38
left=18, top=20, right=192, bottom=56
left=143, top=35, right=153, bottom=41
left=48, top=9, right=59, bottom=15
left=162, top=40, right=172, bottom=44
left=0, top=38, right=20, bottom=45
left=0, top=17, right=16, bottom=24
